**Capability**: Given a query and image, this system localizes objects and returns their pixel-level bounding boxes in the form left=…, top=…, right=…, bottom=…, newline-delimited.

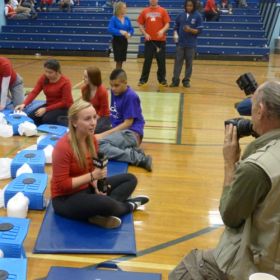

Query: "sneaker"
left=138, top=81, right=147, bottom=87
left=127, top=195, right=150, bottom=210
left=159, top=81, right=168, bottom=87
left=169, top=82, right=179, bottom=87
left=88, top=215, right=121, bottom=229
left=137, top=155, right=152, bottom=172
left=183, top=82, right=191, bottom=88
left=134, top=147, right=145, bottom=155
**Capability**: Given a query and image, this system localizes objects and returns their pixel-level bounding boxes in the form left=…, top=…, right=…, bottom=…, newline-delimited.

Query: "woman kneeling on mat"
left=15, top=59, right=73, bottom=126
left=51, top=99, right=149, bottom=229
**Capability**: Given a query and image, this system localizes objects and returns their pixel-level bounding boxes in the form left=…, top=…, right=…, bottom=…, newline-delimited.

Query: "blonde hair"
left=114, top=1, right=126, bottom=16
left=68, top=99, right=97, bottom=169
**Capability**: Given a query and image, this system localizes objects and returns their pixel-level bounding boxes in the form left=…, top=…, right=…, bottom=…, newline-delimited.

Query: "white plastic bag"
left=0, top=158, right=12, bottom=179
left=44, top=145, right=54, bottom=164
left=0, top=184, right=8, bottom=208
left=16, top=163, right=33, bottom=177
left=0, top=123, right=13, bottom=138
left=18, top=121, right=37, bottom=136
left=0, top=112, right=7, bottom=124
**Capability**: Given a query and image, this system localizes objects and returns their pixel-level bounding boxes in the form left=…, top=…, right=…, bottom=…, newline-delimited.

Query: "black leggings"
left=52, top=173, right=137, bottom=220
left=28, top=105, right=68, bottom=126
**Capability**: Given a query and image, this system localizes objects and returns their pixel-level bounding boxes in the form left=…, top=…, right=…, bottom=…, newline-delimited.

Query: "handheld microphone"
left=92, top=152, right=109, bottom=193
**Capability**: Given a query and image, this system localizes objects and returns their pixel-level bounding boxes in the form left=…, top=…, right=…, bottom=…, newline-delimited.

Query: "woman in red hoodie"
left=15, top=59, right=73, bottom=125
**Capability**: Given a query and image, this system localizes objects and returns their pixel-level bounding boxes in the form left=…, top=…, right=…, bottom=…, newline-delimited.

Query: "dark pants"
left=139, top=41, right=167, bottom=84
left=52, top=174, right=137, bottom=220
left=28, top=105, right=68, bottom=126
left=172, top=46, right=195, bottom=85
left=205, top=11, right=220, bottom=21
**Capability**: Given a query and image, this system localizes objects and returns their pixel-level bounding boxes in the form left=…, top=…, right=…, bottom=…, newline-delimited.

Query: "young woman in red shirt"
left=51, top=99, right=149, bottom=228
left=81, top=66, right=111, bottom=134
left=15, top=59, right=73, bottom=125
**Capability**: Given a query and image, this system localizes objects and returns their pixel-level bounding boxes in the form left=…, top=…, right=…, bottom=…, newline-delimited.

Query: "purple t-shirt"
left=110, top=86, right=145, bottom=136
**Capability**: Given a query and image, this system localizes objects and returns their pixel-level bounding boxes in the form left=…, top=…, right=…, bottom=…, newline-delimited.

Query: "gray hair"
left=256, top=81, right=280, bottom=119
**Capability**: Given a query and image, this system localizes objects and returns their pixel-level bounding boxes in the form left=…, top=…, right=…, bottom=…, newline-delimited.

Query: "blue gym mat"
left=33, top=161, right=136, bottom=255
left=46, top=262, right=162, bottom=280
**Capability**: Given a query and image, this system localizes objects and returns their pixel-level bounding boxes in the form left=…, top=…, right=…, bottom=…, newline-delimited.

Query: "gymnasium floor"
left=0, top=54, right=278, bottom=279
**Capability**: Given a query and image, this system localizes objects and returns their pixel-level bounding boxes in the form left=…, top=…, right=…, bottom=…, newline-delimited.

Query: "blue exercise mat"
left=46, top=262, right=162, bottom=280
left=33, top=161, right=136, bottom=255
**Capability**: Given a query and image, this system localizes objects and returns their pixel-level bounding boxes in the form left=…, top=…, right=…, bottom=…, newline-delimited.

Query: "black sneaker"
left=169, top=82, right=179, bottom=87
left=138, top=81, right=147, bottom=87
left=137, top=155, right=152, bottom=172
left=127, top=195, right=150, bottom=210
left=88, top=215, right=121, bottom=229
left=183, top=82, right=191, bottom=88
left=159, top=81, right=168, bottom=87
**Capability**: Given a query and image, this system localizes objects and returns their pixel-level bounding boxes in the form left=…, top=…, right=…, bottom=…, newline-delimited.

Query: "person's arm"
left=184, top=14, right=203, bottom=35
left=219, top=162, right=271, bottom=228
left=96, top=118, right=133, bottom=139
left=45, top=79, right=73, bottom=111
left=98, top=86, right=110, bottom=117
left=108, top=17, right=123, bottom=36
left=157, top=9, right=170, bottom=38
left=23, top=76, right=44, bottom=106
left=0, top=76, right=11, bottom=109
left=138, top=11, right=151, bottom=41
left=127, top=17, right=134, bottom=36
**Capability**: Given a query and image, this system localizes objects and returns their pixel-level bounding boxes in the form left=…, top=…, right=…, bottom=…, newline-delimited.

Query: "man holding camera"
left=169, top=81, right=280, bottom=279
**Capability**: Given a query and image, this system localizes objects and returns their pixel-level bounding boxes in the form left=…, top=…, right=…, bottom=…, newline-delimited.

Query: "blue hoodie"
left=174, top=10, right=203, bottom=48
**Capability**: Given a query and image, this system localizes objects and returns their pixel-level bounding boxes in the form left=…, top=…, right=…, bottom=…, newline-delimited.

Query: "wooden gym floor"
left=0, top=54, right=279, bottom=279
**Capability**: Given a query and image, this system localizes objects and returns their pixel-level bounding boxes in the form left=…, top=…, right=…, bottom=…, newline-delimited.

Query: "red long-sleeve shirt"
left=0, top=57, right=17, bottom=87
left=81, top=84, right=110, bottom=117
left=51, top=134, right=98, bottom=198
left=205, top=0, right=217, bottom=12
left=24, top=74, right=73, bottom=111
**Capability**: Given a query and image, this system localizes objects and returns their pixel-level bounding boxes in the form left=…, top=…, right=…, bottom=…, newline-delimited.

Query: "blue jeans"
left=236, top=98, right=252, bottom=116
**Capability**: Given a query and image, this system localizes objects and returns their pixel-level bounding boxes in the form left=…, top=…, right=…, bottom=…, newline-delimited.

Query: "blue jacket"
left=108, top=16, right=134, bottom=37
left=174, top=11, right=203, bottom=48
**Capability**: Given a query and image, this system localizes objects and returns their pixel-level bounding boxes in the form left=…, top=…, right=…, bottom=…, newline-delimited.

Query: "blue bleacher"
left=0, top=0, right=269, bottom=59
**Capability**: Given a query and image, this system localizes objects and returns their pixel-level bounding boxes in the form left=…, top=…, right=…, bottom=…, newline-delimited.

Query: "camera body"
left=236, top=73, right=258, bottom=96
left=224, top=118, right=258, bottom=138
left=92, top=152, right=109, bottom=193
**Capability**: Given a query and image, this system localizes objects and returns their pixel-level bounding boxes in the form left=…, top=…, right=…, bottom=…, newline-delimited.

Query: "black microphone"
left=92, top=152, right=109, bottom=193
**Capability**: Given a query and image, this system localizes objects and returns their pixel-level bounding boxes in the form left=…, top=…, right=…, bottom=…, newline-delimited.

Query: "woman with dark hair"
left=81, top=66, right=111, bottom=133
left=108, top=2, right=134, bottom=69
left=15, top=59, right=73, bottom=125
left=51, top=99, right=149, bottom=228
left=169, top=0, right=203, bottom=88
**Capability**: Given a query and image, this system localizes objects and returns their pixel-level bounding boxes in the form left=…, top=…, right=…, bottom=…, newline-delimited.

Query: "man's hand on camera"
left=223, top=124, right=240, bottom=166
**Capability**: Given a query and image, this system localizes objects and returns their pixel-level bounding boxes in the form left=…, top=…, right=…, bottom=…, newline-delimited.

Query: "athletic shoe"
left=137, top=155, right=152, bottom=172
left=169, top=82, right=179, bottom=87
left=138, top=81, right=147, bottom=87
left=159, top=81, right=168, bottom=87
left=183, top=82, right=191, bottom=88
left=127, top=195, right=150, bottom=210
left=88, top=215, right=121, bottom=229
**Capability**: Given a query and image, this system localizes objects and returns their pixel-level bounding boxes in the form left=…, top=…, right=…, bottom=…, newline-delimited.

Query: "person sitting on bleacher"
left=21, top=0, right=38, bottom=17
left=5, top=0, right=33, bottom=19
left=59, top=0, right=74, bottom=12
left=204, top=0, right=220, bottom=21
left=51, top=99, right=149, bottom=229
left=38, top=0, right=53, bottom=12
left=217, top=0, right=232, bottom=14
left=15, top=59, right=73, bottom=125
left=237, top=0, right=247, bottom=7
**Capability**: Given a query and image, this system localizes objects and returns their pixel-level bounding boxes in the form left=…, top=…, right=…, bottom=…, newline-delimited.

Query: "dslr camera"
left=224, top=118, right=258, bottom=139
left=236, top=72, right=258, bottom=96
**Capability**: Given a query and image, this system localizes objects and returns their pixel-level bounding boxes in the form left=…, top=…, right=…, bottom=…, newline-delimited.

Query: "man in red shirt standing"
left=0, top=57, right=24, bottom=111
left=137, top=0, right=170, bottom=87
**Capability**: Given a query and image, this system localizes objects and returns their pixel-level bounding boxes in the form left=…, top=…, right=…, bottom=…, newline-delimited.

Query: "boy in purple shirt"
left=97, top=69, right=152, bottom=171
